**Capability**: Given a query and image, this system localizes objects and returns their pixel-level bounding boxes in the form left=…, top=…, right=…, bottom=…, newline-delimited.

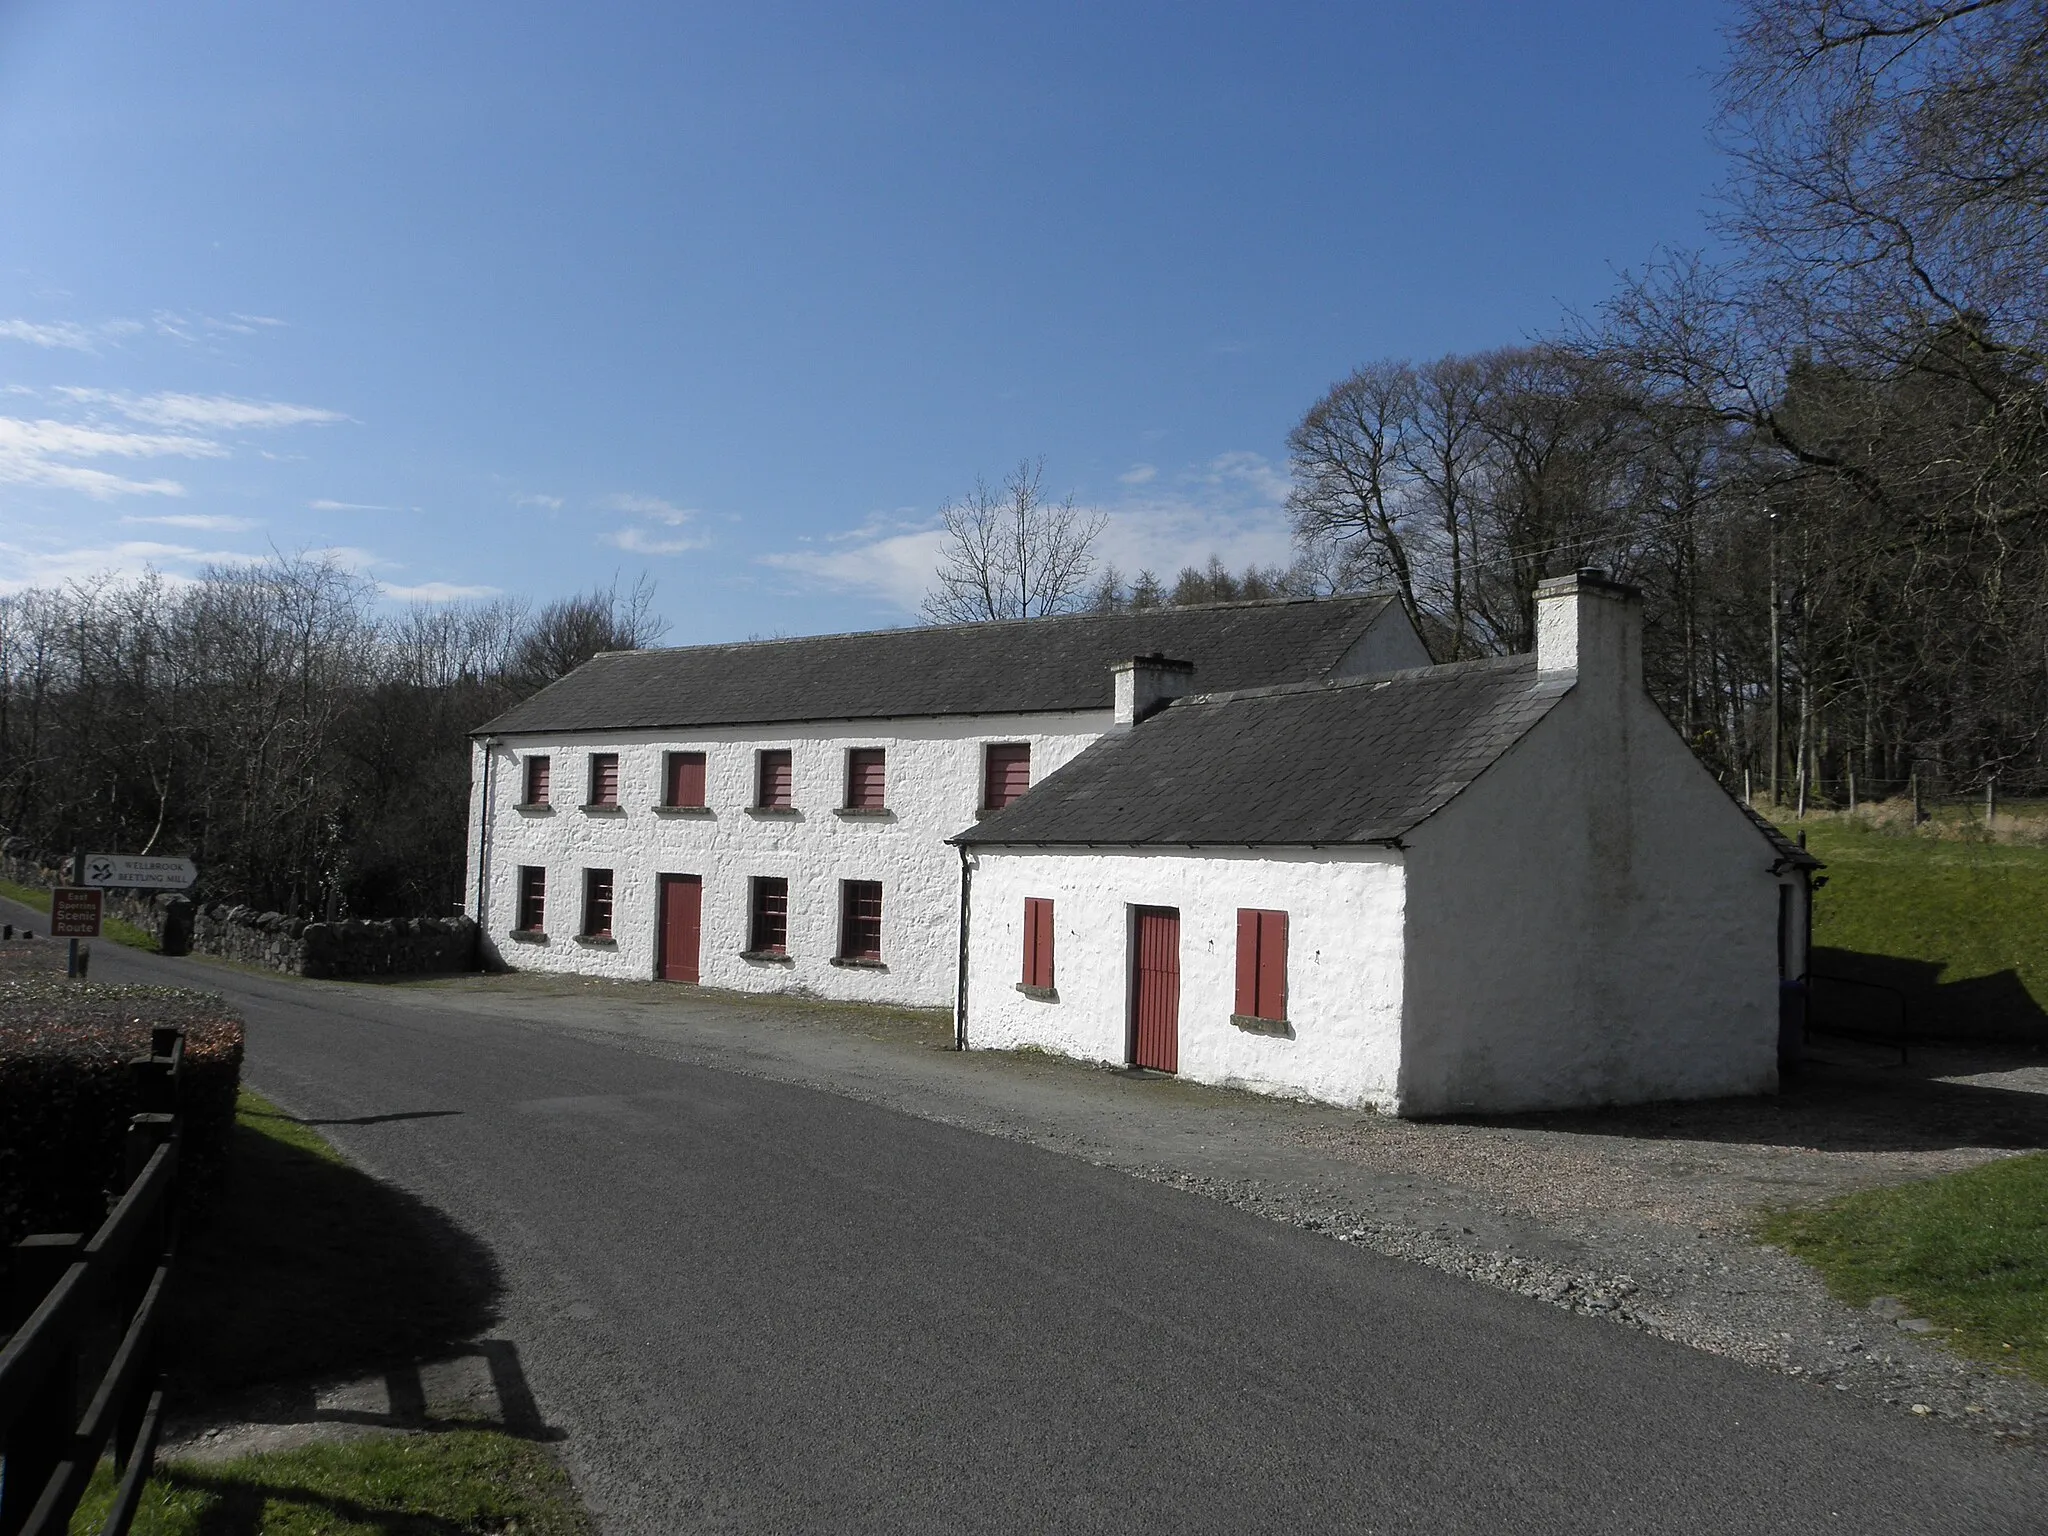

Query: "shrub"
left=0, top=976, right=244, bottom=1250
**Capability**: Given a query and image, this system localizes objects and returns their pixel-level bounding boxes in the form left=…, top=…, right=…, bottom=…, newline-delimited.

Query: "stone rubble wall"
left=1, top=850, right=476, bottom=978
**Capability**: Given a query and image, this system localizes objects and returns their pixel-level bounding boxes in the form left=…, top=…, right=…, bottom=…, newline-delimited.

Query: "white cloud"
left=605, top=526, right=706, bottom=556
left=0, top=538, right=257, bottom=594
left=309, top=499, right=397, bottom=512
left=515, top=493, right=564, bottom=510
left=59, top=388, right=347, bottom=430
left=605, top=492, right=694, bottom=523
left=0, top=319, right=100, bottom=351
left=0, top=415, right=222, bottom=499
left=761, top=452, right=1298, bottom=615
left=121, top=513, right=261, bottom=532
left=1118, top=462, right=1158, bottom=485
left=305, top=545, right=388, bottom=574
left=381, top=580, right=502, bottom=602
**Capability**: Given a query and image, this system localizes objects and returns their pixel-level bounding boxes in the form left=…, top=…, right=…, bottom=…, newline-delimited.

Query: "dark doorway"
left=658, top=874, right=702, bottom=984
left=1130, top=906, right=1180, bottom=1072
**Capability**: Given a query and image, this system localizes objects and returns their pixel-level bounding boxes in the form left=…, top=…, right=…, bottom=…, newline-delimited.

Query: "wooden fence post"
left=0, top=1234, right=84, bottom=1536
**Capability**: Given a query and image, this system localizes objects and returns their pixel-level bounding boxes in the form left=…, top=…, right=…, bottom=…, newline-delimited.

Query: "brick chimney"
left=1535, top=568, right=1643, bottom=695
left=1113, top=654, right=1195, bottom=726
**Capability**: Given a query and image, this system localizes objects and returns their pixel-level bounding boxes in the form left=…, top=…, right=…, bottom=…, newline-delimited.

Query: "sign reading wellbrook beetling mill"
left=81, top=854, right=198, bottom=890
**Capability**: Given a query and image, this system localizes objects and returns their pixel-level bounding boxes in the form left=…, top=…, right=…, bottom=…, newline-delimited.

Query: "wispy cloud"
left=1118, top=462, right=1158, bottom=485
left=605, top=526, right=706, bottom=556
left=0, top=318, right=143, bottom=352
left=0, top=538, right=258, bottom=595
left=305, top=545, right=387, bottom=574
left=309, top=498, right=398, bottom=513
left=762, top=452, right=1298, bottom=614
left=58, top=388, right=347, bottom=431
left=515, top=493, right=564, bottom=510
left=121, top=513, right=261, bottom=532
left=0, top=415, right=222, bottom=498
left=381, top=580, right=502, bottom=602
left=605, top=492, right=694, bottom=523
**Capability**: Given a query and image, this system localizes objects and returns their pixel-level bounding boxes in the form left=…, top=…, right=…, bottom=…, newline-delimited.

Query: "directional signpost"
left=82, top=854, right=197, bottom=890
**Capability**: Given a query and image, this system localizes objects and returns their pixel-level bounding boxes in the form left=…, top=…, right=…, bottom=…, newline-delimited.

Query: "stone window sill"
left=574, top=933, right=617, bottom=947
left=508, top=929, right=549, bottom=944
left=746, top=806, right=801, bottom=818
left=652, top=805, right=714, bottom=817
left=740, top=949, right=794, bottom=964
left=830, top=956, right=887, bottom=970
left=1015, top=983, right=1058, bottom=1002
left=1230, top=1013, right=1293, bottom=1038
left=580, top=803, right=625, bottom=815
left=514, top=802, right=554, bottom=814
left=834, top=807, right=894, bottom=820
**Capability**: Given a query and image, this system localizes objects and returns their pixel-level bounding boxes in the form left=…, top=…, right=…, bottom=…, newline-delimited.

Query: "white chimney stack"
left=1113, top=654, right=1195, bottom=726
left=1535, top=568, right=1643, bottom=695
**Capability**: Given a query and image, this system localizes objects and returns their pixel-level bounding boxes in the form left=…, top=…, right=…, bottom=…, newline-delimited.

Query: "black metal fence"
left=0, top=1026, right=183, bottom=1536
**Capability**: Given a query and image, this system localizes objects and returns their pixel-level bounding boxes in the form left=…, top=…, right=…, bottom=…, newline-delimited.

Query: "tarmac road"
left=19, top=912, right=2048, bottom=1534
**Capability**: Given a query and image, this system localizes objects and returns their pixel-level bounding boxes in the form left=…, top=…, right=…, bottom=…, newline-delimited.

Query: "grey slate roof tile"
left=474, top=595, right=1398, bottom=736
left=954, top=655, right=1574, bottom=847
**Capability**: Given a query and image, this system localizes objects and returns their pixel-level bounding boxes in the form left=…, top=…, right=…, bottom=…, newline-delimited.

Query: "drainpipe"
left=953, top=843, right=973, bottom=1050
left=475, top=738, right=500, bottom=933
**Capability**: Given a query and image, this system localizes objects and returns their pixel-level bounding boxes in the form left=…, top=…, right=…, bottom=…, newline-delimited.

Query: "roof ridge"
left=575, top=592, right=1393, bottom=662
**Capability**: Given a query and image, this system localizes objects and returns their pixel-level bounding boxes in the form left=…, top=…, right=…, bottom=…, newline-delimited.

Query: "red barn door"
left=1130, top=906, right=1180, bottom=1072
left=658, top=874, right=702, bottom=983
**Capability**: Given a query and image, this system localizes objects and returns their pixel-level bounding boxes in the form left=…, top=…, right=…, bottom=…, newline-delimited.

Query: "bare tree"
left=922, top=459, right=1109, bottom=623
left=507, top=574, right=667, bottom=691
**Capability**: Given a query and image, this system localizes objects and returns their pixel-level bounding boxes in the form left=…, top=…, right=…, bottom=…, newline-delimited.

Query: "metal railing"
left=0, top=1025, right=183, bottom=1536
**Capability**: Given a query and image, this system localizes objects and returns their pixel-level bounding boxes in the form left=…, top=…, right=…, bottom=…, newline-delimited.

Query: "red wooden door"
left=1131, top=907, right=1180, bottom=1072
left=658, top=874, right=702, bottom=983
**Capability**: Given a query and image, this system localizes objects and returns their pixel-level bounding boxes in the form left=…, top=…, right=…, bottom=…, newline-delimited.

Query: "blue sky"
left=0, top=0, right=1734, bottom=642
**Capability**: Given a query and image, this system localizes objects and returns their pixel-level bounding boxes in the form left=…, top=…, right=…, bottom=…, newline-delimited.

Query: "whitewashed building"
left=953, top=570, right=1818, bottom=1115
left=464, top=596, right=1426, bottom=1007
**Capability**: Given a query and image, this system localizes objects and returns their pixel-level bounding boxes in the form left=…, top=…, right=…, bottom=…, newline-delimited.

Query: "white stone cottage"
left=952, top=571, right=1818, bottom=1115
left=464, top=596, right=1426, bottom=1007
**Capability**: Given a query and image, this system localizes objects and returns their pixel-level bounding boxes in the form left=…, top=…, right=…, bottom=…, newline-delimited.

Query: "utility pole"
left=66, top=847, right=83, bottom=978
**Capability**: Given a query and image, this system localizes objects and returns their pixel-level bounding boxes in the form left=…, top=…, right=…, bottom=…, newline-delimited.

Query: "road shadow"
left=170, top=1106, right=504, bottom=1400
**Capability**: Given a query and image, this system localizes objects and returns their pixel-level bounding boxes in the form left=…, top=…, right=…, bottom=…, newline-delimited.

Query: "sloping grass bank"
left=1760, top=1152, right=2048, bottom=1385
left=1796, top=822, right=2048, bottom=1039
left=0, top=878, right=157, bottom=951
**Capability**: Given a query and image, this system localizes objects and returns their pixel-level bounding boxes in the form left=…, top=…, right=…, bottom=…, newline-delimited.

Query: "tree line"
left=933, top=0, right=2048, bottom=803
left=0, top=561, right=662, bottom=917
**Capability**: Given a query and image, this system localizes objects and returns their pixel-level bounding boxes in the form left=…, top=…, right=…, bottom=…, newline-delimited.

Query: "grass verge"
left=70, top=1429, right=591, bottom=1536
left=1760, top=1152, right=2048, bottom=1384
left=0, top=877, right=158, bottom=951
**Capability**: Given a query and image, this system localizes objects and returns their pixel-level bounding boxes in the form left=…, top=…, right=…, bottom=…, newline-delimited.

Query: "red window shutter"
left=848, top=749, right=886, bottom=809
left=984, top=744, right=1030, bottom=809
left=759, top=750, right=793, bottom=808
left=526, top=757, right=550, bottom=805
left=591, top=754, right=619, bottom=805
left=1259, top=910, right=1288, bottom=1020
left=1235, top=909, right=1259, bottom=1016
left=668, top=752, right=705, bottom=807
left=1023, top=897, right=1054, bottom=987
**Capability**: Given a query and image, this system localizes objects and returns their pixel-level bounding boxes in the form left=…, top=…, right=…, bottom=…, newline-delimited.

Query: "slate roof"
left=474, top=596, right=1401, bottom=736
left=954, top=655, right=1573, bottom=847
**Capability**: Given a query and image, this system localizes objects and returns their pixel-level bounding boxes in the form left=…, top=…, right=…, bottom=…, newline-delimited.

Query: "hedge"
left=0, top=963, right=244, bottom=1252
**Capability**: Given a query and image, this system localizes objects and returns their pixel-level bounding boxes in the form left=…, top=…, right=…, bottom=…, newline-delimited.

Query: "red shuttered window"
left=757, top=749, right=794, bottom=809
left=1234, top=909, right=1289, bottom=1022
left=749, top=877, right=788, bottom=954
left=588, top=753, right=620, bottom=807
left=523, top=756, right=551, bottom=806
left=1021, top=897, right=1054, bottom=989
left=665, top=751, right=706, bottom=808
left=983, top=743, right=1031, bottom=810
left=846, top=748, right=886, bottom=810
left=516, top=867, right=546, bottom=932
left=839, top=880, right=883, bottom=962
left=582, top=868, right=614, bottom=938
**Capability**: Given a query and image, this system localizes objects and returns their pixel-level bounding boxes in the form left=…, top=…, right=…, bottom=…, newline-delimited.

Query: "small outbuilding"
left=952, top=570, right=1816, bottom=1116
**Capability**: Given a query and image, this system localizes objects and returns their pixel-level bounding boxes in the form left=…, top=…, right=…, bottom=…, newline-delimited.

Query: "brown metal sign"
left=50, top=887, right=103, bottom=938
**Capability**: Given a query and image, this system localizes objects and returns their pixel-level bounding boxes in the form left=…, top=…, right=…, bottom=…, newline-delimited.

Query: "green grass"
left=1760, top=1153, right=2048, bottom=1384
left=70, top=1430, right=591, bottom=1536
left=1796, top=823, right=2048, bottom=1034
left=0, top=877, right=159, bottom=951
left=169, top=1090, right=499, bottom=1395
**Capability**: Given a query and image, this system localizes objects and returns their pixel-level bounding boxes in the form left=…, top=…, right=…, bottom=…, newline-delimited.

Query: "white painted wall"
left=464, top=713, right=1109, bottom=1006
left=1331, top=602, right=1432, bottom=677
left=962, top=846, right=1408, bottom=1110
left=1399, top=685, right=1784, bottom=1116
